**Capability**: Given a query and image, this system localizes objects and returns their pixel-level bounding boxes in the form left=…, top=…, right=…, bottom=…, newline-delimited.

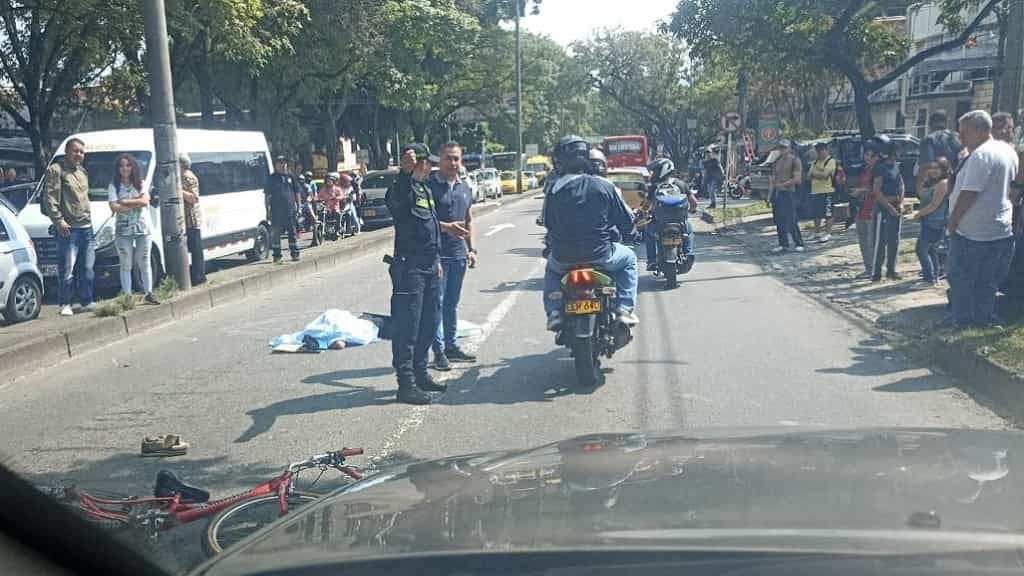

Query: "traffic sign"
left=721, top=112, right=742, bottom=134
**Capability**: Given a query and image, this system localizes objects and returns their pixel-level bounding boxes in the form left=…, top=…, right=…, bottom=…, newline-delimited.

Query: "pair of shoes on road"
left=141, top=434, right=189, bottom=457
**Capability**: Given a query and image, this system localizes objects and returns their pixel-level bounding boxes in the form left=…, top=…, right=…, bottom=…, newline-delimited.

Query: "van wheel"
left=247, top=224, right=271, bottom=262
left=5, top=275, right=42, bottom=323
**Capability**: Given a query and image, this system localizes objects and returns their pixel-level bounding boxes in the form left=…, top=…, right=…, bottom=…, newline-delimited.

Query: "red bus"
left=602, top=135, right=649, bottom=170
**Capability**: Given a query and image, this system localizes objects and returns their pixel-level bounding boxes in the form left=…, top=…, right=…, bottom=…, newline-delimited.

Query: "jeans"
left=706, top=178, right=721, bottom=207
left=115, top=235, right=153, bottom=295
left=1002, top=236, right=1024, bottom=300
left=433, top=258, right=468, bottom=354
left=916, top=225, right=944, bottom=282
left=772, top=190, right=803, bottom=248
left=948, top=235, right=1015, bottom=328
left=187, top=228, right=206, bottom=284
left=56, top=227, right=95, bottom=307
left=872, top=209, right=901, bottom=278
left=345, top=203, right=362, bottom=233
left=855, top=219, right=875, bottom=273
left=646, top=219, right=694, bottom=264
left=390, top=257, right=440, bottom=382
left=544, top=243, right=638, bottom=316
left=270, top=218, right=299, bottom=259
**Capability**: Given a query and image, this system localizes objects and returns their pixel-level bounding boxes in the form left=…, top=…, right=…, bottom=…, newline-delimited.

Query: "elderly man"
left=947, top=110, right=1018, bottom=329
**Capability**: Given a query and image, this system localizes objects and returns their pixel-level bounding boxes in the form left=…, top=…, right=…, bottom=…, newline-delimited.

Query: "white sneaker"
left=80, top=302, right=97, bottom=313
left=617, top=310, right=639, bottom=326
left=546, top=312, right=563, bottom=332
left=794, top=246, right=806, bottom=252
left=771, top=246, right=787, bottom=254
left=59, top=305, right=73, bottom=317
left=808, top=233, right=818, bottom=242
left=819, top=234, right=831, bottom=242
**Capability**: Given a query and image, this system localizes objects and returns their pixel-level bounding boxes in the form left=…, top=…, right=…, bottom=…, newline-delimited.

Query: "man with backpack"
left=43, top=138, right=95, bottom=317
left=918, top=111, right=963, bottom=190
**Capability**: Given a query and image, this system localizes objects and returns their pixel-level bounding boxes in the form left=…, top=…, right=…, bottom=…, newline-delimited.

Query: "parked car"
left=0, top=182, right=37, bottom=213
left=500, top=171, right=521, bottom=195
left=0, top=195, right=43, bottom=323
left=523, top=171, right=538, bottom=190
left=478, top=168, right=502, bottom=199
left=359, top=170, right=398, bottom=229
left=19, top=129, right=274, bottom=289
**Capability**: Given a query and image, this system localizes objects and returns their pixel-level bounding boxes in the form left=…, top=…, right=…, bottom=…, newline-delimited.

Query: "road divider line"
left=485, top=223, right=516, bottom=237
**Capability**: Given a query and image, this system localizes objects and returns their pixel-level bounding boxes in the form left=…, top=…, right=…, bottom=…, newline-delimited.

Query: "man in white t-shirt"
left=946, top=110, right=1018, bottom=328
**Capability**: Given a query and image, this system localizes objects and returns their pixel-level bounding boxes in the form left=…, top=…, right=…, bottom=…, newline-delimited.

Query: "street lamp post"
left=142, top=0, right=190, bottom=290
left=514, top=0, right=523, bottom=195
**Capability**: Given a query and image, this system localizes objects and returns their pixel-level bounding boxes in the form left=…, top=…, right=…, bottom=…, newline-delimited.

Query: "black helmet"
left=870, top=134, right=894, bottom=156
left=648, top=158, right=675, bottom=183
left=554, top=135, right=590, bottom=174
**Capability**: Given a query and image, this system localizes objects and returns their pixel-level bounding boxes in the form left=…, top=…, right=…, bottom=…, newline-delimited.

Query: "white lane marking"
left=485, top=223, right=516, bottom=237
left=368, top=259, right=546, bottom=467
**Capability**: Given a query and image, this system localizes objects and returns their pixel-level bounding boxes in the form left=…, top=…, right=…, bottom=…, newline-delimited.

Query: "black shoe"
left=273, top=255, right=283, bottom=265
left=446, top=346, right=477, bottom=363
left=433, top=352, right=452, bottom=372
left=646, top=261, right=658, bottom=272
left=416, top=373, right=448, bottom=392
left=397, top=383, right=433, bottom=405
left=291, top=253, right=300, bottom=262
left=887, top=271, right=902, bottom=280
left=871, top=275, right=882, bottom=283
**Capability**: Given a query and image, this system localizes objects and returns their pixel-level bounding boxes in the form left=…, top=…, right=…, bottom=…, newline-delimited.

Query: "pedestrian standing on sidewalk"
left=913, top=158, right=950, bottom=286
left=107, top=153, right=159, bottom=304
left=993, top=112, right=1024, bottom=307
left=44, top=138, right=95, bottom=317
left=703, top=147, right=724, bottom=209
left=264, top=156, right=301, bottom=264
left=851, top=146, right=880, bottom=278
left=387, top=144, right=445, bottom=405
left=429, top=142, right=478, bottom=371
left=808, top=142, right=837, bottom=242
left=770, top=140, right=805, bottom=253
left=917, top=111, right=962, bottom=193
left=870, top=135, right=905, bottom=282
left=947, top=110, right=1018, bottom=329
left=179, top=153, right=206, bottom=286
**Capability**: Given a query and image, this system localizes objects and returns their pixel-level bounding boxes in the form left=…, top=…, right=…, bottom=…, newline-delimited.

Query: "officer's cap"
left=402, top=143, right=439, bottom=164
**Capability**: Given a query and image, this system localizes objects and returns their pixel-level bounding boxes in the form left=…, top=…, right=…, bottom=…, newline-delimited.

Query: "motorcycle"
left=297, top=202, right=322, bottom=247
left=726, top=173, right=750, bottom=200
left=649, top=194, right=693, bottom=289
left=554, top=267, right=633, bottom=388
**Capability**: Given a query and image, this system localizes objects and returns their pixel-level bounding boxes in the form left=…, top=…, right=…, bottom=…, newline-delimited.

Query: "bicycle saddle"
left=154, top=470, right=210, bottom=504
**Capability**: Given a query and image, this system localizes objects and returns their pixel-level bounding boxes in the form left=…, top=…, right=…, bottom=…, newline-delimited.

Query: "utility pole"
left=997, top=0, right=1024, bottom=115
left=143, top=0, right=190, bottom=290
left=514, top=0, right=524, bottom=195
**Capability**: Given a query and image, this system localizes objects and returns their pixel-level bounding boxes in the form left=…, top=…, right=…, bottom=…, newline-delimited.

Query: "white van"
left=19, top=129, right=273, bottom=288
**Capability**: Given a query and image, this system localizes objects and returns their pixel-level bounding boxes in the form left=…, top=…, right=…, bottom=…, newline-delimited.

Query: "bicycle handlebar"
left=289, top=448, right=364, bottom=472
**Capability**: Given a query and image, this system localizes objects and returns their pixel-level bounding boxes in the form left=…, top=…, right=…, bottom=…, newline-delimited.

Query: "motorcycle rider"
left=543, top=136, right=639, bottom=331
left=297, top=173, right=317, bottom=230
left=338, top=173, right=362, bottom=235
left=589, top=148, right=609, bottom=177
left=644, top=158, right=697, bottom=272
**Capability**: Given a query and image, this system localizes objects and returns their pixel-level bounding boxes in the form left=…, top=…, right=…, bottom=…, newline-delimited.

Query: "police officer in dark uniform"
left=264, top=155, right=301, bottom=263
left=386, top=144, right=447, bottom=405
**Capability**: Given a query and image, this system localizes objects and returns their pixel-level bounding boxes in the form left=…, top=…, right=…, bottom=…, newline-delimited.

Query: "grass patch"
left=93, top=293, right=136, bottom=317
left=155, top=277, right=179, bottom=302
left=708, top=202, right=773, bottom=222
left=953, top=324, right=1024, bottom=375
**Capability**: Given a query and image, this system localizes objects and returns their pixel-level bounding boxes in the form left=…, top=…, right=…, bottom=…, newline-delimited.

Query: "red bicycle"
left=43, top=448, right=364, bottom=555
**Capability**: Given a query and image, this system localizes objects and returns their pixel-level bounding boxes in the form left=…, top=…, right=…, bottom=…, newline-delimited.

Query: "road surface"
left=0, top=195, right=1006, bottom=571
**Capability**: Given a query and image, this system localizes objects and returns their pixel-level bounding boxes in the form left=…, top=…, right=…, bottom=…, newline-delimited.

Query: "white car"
left=477, top=168, right=502, bottom=199
left=0, top=195, right=43, bottom=323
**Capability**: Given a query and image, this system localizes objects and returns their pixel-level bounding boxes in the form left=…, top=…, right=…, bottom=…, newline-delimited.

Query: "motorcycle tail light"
left=566, top=269, right=594, bottom=287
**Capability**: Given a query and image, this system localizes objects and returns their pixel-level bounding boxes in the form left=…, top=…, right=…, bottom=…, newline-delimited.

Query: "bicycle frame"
left=65, top=448, right=364, bottom=536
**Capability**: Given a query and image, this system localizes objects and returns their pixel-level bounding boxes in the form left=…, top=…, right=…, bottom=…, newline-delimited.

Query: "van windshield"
left=48, top=151, right=153, bottom=201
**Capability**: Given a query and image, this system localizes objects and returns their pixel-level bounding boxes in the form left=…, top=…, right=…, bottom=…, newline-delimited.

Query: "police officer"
left=386, top=144, right=447, bottom=405
left=264, top=155, right=301, bottom=263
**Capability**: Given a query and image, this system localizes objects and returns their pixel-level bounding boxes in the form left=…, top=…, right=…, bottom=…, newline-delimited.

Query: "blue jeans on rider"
left=646, top=219, right=694, bottom=263
left=544, top=242, right=638, bottom=317
left=433, top=258, right=468, bottom=355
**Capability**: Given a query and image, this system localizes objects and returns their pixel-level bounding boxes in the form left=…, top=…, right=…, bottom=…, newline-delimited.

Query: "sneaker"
left=433, top=352, right=452, bottom=372
left=446, top=347, right=477, bottom=363
left=60, top=305, right=74, bottom=317
left=141, top=434, right=189, bottom=458
left=819, top=234, right=831, bottom=242
left=794, top=246, right=805, bottom=252
left=273, top=255, right=283, bottom=265
left=291, top=254, right=300, bottom=262
left=547, top=312, right=563, bottom=332
left=144, top=293, right=161, bottom=305
left=80, top=302, right=97, bottom=313
left=771, top=246, right=787, bottom=254
left=416, top=373, right=448, bottom=393
left=397, top=383, right=433, bottom=405
left=617, top=309, right=639, bottom=326
left=871, top=275, right=882, bottom=283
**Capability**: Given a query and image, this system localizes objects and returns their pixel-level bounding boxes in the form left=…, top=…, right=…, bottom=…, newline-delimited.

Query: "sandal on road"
left=141, top=434, right=190, bottom=458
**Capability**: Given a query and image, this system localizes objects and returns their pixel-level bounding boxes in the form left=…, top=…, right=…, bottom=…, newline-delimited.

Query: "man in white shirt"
left=946, top=110, right=1018, bottom=328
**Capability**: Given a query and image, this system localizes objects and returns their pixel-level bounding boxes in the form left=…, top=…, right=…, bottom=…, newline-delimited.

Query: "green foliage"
left=156, top=277, right=180, bottom=302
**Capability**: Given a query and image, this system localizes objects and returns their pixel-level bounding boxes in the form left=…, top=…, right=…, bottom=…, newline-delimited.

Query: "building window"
left=915, top=108, right=928, bottom=139
left=896, top=110, right=906, bottom=130
left=956, top=100, right=972, bottom=122
left=965, top=68, right=994, bottom=82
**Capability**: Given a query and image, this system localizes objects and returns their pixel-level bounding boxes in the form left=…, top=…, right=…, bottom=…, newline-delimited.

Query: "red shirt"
left=856, top=162, right=877, bottom=221
left=318, top=183, right=342, bottom=212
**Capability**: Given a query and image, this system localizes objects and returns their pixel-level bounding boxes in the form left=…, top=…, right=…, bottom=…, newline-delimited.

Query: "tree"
left=0, top=0, right=141, bottom=169
left=671, top=0, right=1004, bottom=138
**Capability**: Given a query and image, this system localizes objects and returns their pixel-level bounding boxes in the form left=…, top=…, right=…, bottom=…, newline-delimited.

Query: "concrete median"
left=0, top=332, right=69, bottom=387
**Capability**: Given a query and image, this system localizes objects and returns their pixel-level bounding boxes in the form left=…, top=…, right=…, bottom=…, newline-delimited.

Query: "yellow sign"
left=566, top=300, right=602, bottom=315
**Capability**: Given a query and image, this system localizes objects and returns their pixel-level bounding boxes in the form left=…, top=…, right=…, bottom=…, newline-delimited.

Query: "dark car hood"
left=196, top=428, right=1024, bottom=574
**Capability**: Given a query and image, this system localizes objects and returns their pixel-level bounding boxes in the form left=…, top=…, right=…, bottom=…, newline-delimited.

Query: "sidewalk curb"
left=715, top=216, right=1024, bottom=423
left=0, top=194, right=535, bottom=387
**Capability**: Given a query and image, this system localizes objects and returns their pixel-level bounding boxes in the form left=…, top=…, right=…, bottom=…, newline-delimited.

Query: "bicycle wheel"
left=204, top=492, right=318, bottom=555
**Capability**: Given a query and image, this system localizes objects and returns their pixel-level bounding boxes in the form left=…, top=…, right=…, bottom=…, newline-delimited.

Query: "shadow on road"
left=482, top=277, right=544, bottom=293
left=234, top=385, right=393, bottom=444
left=302, top=366, right=394, bottom=385
left=816, top=337, right=912, bottom=378
left=506, top=246, right=544, bottom=259
left=442, top=349, right=603, bottom=406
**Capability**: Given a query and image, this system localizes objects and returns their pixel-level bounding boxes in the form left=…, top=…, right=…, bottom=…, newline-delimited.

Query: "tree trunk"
left=195, top=30, right=216, bottom=128
left=323, top=101, right=338, bottom=172
left=852, top=80, right=876, bottom=139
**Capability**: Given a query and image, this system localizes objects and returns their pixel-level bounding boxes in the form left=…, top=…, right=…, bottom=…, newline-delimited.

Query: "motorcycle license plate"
left=662, top=237, right=683, bottom=246
left=566, top=299, right=601, bottom=314
left=363, top=209, right=376, bottom=217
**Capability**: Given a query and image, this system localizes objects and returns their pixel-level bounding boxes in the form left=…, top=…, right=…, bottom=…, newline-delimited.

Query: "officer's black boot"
left=397, top=378, right=433, bottom=405
left=416, top=372, right=448, bottom=393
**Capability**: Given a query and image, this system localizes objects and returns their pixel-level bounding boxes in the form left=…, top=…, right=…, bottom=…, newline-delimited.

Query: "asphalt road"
left=0, top=194, right=1008, bottom=572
